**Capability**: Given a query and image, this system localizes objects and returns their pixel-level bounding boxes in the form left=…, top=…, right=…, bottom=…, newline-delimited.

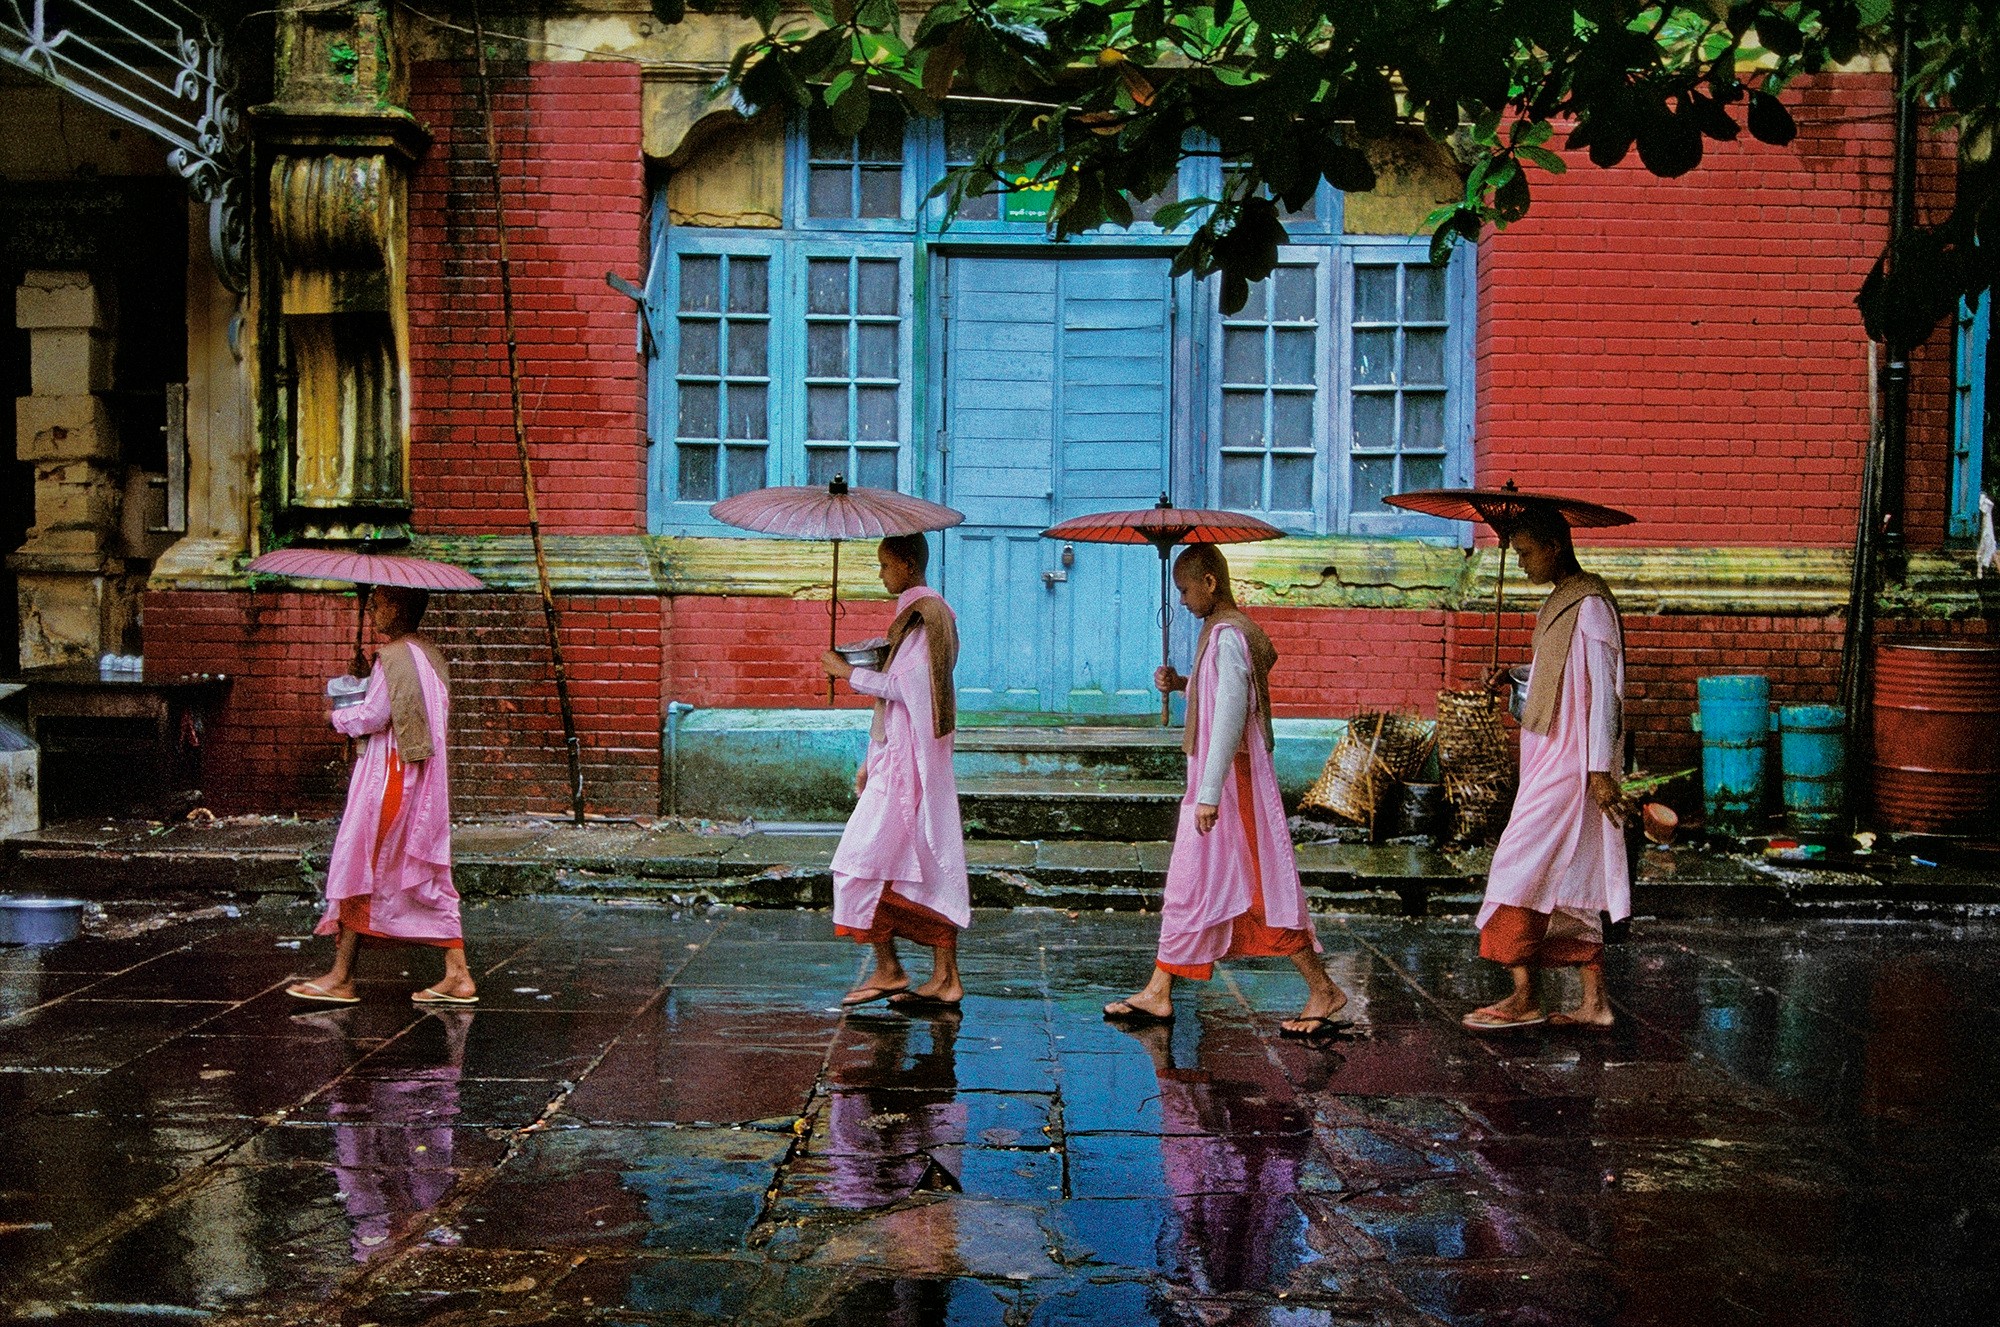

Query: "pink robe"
left=1157, top=622, right=1318, bottom=970
left=315, top=646, right=460, bottom=943
left=830, top=586, right=971, bottom=933
left=1478, top=595, right=1630, bottom=937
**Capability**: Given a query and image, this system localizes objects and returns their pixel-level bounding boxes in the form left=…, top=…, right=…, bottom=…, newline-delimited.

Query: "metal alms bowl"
left=0, top=897, right=87, bottom=946
left=1507, top=664, right=1532, bottom=722
left=835, top=638, right=891, bottom=670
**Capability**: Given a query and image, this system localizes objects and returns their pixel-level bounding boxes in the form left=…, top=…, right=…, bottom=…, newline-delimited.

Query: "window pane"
left=1233, top=278, right=1267, bottom=322
left=679, top=257, right=719, bottom=313
left=1351, top=392, right=1395, bottom=449
left=1350, top=454, right=1395, bottom=516
left=808, top=323, right=848, bottom=378
left=808, top=109, right=849, bottom=161
left=809, top=259, right=850, bottom=315
left=1354, top=267, right=1397, bottom=323
left=1220, top=453, right=1263, bottom=509
left=858, top=167, right=903, bottom=219
left=726, top=445, right=767, bottom=497
left=857, top=261, right=899, bottom=316
left=1403, top=329, right=1445, bottom=385
left=727, top=382, right=767, bottom=439
left=728, top=321, right=768, bottom=377
left=859, top=103, right=906, bottom=163
left=728, top=259, right=769, bottom=314
left=678, top=444, right=717, bottom=500
left=1272, top=328, right=1315, bottom=385
left=1404, top=393, right=1445, bottom=451
left=857, top=386, right=899, bottom=441
left=1221, top=391, right=1265, bottom=447
left=809, top=167, right=851, bottom=218
left=1222, top=327, right=1264, bottom=384
left=1271, top=392, right=1314, bottom=444
left=677, top=382, right=717, bottom=438
left=1271, top=454, right=1313, bottom=510
left=857, top=323, right=898, bottom=379
left=807, top=446, right=847, bottom=487
left=808, top=385, right=849, bottom=441
left=946, top=109, right=1005, bottom=163
left=677, top=320, right=718, bottom=376
left=1272, top=268, right=1314, bottom=322
left=1353, top=329, right=1396, bottom=386
left=957, top=192, right=1000, bottom=222
left=1401, top=453, right=1445, bottom=492
left=856, top=447, right=898, bottom=490
left=1405, top=264, right=1448, bottom=322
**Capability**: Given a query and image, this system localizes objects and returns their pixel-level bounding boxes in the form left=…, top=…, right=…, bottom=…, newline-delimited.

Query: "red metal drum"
left=1871, top=642, right=2000, bottom=833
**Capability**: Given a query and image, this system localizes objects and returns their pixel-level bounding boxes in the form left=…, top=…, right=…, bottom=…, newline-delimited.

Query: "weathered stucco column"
left=11, top=270, right=144, bottom=666
left=250, top=0, right=427, bottom=543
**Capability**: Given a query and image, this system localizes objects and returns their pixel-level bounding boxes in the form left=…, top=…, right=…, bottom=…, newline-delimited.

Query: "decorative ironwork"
left=2, top=0, right=250, bottom=291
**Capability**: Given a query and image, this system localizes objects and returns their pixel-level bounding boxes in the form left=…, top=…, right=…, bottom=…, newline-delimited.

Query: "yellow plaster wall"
left=664, top=111, right=785, bottom=228
left=1344, top=129, right=1464, bottom=237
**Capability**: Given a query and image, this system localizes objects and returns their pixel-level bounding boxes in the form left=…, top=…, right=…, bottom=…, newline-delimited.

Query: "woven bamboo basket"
left=1435, top=688, right=1515, bottom=839
left=1301, top=711, right=1436, bottom=826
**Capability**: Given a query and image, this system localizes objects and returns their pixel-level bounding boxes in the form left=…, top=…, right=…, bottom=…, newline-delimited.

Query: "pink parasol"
left=246, top=547, right=484, bottom=675
left=1382, top=479, right=1636, bottom=670
left=1042, top=496, right=1286, bottom=726
left=710, top=477, right=964, bottom=704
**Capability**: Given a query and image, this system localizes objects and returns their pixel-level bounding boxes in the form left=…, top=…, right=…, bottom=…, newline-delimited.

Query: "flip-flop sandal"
left=1278, top=1015, right=1352, bottom=1040
left=1102, top=1000, right=1174, bottom=1024
left=286, top=981, right=360, bottom=1006
left=411, top=987, right=479, bottom=1005
left=839, top=985, right=907, bottom=1009
left=1460, top=1009, right=1547, bottom=1031
left=886, top=991, right=962, bottom=1010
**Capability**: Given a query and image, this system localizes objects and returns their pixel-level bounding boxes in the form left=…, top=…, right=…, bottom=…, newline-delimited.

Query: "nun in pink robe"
left=822, top=535, right=970, bottom=1010
left=1465, top=510, right=1629, bottom=1032
left=1104, top=544, right=1346, bottom=1036
left=288, top=586, right=475, bottom=1006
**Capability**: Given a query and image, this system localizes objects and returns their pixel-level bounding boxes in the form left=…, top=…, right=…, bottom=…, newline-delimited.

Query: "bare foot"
left=901, top=973, right=964, bottom=1003
left=288, top=974, right=357, bottom=1002
left=420, top=975, right=478, bottom=1001
left=1547, top=1006, right=1614, bottom=1028
left=1103, top=992, right=1173, bottom=1020
left=1280, top=984, right=1349, bottom=1035
left=841, top=964, right=909, bottom=1006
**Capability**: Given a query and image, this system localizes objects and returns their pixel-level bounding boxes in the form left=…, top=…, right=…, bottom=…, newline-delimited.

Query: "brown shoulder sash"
left=1182, top=607, right=1278, bottom=754
left=885, top=592, right=959, bottom=739
left=1519, top=572, right=1622, bottom=738
left=377, top=635, right=450, bottom=762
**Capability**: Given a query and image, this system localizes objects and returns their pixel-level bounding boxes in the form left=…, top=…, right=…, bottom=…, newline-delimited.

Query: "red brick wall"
left=1475, top=74, right=1960, bottom=551
left=406, top=60, right=647, bottom=536
left=144, top=591, right=662, bottom=819
left=664, top=595, right=899, bottom=711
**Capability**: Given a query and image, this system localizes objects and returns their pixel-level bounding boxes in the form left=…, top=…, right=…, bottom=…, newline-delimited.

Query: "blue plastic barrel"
left=1778, top=704, right=1845, bottom=834
left=1694, top=675, right=1770, bottom=833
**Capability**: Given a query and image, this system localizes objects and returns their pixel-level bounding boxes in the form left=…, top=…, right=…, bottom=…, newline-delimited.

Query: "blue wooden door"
left=940, top=256, right=1176, bottom=715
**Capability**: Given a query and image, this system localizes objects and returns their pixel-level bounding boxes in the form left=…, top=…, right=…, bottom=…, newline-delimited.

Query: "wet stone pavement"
left=2, top=900, right=1998, bottom=1326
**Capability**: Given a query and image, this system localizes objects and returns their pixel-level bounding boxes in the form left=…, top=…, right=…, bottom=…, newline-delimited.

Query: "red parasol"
left=710, top=477, right=964, bottom=705
left=1381, top=480, right=1636, bottom=670
left=246, top=547, right=485, bottom=677
left=1042, top=495, right=1286, bottom=726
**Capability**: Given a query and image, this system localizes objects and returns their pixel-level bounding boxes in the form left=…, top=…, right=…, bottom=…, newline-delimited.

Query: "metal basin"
left=835, top=638, right=891, bottom=670
left=1507, top=665, right=1531, bottom=722
left=326, top=675, right=370, bottom=709
left=0, top=897, right=86, bottom=946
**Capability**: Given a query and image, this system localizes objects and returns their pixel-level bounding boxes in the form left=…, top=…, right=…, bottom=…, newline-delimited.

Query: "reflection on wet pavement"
left=3, top=902, right=2000, bottom=1323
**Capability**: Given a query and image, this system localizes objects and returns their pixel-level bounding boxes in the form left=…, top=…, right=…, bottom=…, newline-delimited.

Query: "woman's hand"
left=1588, top=772, right=1630, bottom=825
left=1155, top=665, right=1186, bottom=695
left=854, top=765, right=868, bottom=796
left=1484, top=664, right=1513, bottom=695
left=821, top=650, right=854, bottom=681
left=1195, top=804, right=1219, bottom=834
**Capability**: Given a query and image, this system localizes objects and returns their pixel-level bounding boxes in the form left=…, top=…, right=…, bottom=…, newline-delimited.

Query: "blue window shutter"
left=1952, top=292, right=1989, bottom=541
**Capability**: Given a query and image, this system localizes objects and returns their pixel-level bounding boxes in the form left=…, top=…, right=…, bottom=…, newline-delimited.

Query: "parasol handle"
left=352, top=585, right=371, bottom=679
left=1490, top=540, right=1508, bottom=675
left=828, top=540, right=840, bottom=708
left=1158, top=544, right=1173, bottom=727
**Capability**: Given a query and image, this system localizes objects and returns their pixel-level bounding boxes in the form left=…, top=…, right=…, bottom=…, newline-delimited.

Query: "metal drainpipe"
left=664, top=701, right=695, bottom=818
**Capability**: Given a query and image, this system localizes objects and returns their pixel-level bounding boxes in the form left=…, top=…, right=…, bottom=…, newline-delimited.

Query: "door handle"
left=1042, top=569, right=1067, bottom=587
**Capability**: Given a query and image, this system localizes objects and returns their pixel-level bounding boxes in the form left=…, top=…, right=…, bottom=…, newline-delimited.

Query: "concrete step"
left=956, top=775, right=1184, bottom=840
left=953, top=725, right=1187, bottom=783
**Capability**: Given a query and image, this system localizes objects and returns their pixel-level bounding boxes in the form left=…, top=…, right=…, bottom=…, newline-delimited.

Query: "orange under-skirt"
left=1159, top=752, right=1312, bottom=981
left=1479, top=903, right=1601, bottom=970
left=836, top=886, right=960, bottom=950
left=337, top=746, right=462, bottom=951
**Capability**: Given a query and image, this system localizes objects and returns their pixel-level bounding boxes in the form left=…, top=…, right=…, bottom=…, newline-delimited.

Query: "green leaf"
left=829, top=74, right=871, bottom=137
left=1517, top=143, right=1567, bottom=174
left=831, top=0, right=857, bottom=25
left=1746, top=90, right=1796, bottom=146
left=1510, top=118, right=1553, bottom=149
left=1493, top=166, right=1530, bottom=222
left=857, top=0, right=899, bottom=30
left=1151, top=196, right=1217, bottom=231
left=649, top=0, right=686, bottom=26
left=1221, top=271, right=1250, bottom=315
left=1133, top=0, right=1166, bottom=46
